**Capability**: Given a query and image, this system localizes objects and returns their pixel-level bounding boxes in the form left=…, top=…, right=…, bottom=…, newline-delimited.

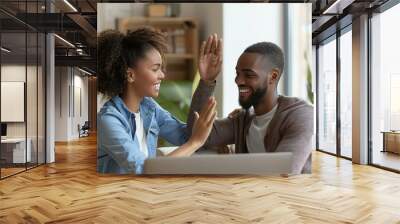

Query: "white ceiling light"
left=323, top=0, right=354, bottom=15
left=323, top=0, right=341, bottom=14
left=1, top=47, right=11, bottom=53
left=54, top=34, right=75, bottom=48
left=78, top=67, right=92, bottom=76
left=63, top=0, right=78, bottom=12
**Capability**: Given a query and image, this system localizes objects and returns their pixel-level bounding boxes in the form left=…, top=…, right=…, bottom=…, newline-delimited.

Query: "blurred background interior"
left=97, top=3, right=312, bottom=149
left=0, top=0, right=399, bottom=179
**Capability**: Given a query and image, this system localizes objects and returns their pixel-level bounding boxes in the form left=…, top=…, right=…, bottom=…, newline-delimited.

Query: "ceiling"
left=311, top=0, right=391, bottom=43
left=0, top=0, right=395, bottom=74
left=0, top=0, right=97, bottom=73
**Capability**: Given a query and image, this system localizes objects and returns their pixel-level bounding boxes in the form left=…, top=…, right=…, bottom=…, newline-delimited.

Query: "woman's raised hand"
left=199, top=34, right=222, bottom=82
left=190, top=97, right=217, bottom=147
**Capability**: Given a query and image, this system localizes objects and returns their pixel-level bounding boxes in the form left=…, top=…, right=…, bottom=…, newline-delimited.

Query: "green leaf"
left=154, top=80, right=193, bottom=146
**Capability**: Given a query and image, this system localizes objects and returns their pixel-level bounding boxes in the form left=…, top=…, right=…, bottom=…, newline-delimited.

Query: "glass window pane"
left=1, top=0, right=46, bottom=179
left=27, top=31, right=38, bottom=169
left=1, top=30, right=28, bottom=177
left=340, top=29, right=352, bottom=158
left=38, top=32, right=45, bottom=165
left=371, top=3, right=400, bottom=171
left=318, top=37, right=337, bottom=154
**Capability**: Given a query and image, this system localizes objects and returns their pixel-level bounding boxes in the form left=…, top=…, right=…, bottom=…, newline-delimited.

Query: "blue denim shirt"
left=97, top=96, right=189, bottom=174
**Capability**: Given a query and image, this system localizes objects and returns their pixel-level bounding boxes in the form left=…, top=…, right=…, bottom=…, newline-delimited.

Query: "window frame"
left=315, top=23, right=353, bottom=161
left=367, top=0, right=400, bottom=173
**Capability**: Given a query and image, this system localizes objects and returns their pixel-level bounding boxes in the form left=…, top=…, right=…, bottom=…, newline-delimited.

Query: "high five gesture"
left=199, top=33, right=223, bottom=82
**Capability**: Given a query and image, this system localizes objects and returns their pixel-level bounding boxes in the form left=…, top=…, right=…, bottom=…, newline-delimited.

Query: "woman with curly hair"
left=97, top=27, right=222, bottom=174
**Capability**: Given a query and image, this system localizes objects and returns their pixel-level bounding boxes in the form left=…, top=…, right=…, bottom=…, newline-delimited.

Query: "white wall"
left=55, top=67, right=89, bottom=141
left=222, top=3, right=284, bottom=116
left=55, top=66, right=69, bottom=141
left=72, top=74, right=89, bottom=138
left=288, top=4, right=313, bottom=102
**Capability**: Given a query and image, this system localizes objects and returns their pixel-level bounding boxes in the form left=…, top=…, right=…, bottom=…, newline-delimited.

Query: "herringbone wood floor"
left=1, top=134, right=400, bottom=224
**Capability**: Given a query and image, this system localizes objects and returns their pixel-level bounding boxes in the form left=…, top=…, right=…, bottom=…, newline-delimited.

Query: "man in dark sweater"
left=187, top=34, right=314, bottom=174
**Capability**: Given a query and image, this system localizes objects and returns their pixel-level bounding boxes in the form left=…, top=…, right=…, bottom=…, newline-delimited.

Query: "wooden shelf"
left=118, top=17, right=198, bottom=81
left=165, top=53, right=195, bottom=59
left=118, top=17, right=197, bottom=30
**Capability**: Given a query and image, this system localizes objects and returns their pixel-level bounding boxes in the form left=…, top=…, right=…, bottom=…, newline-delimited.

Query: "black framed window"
left=0, top=0, right=47, bottom=180
left=315, top=24, right=353, bottom=160
left=369, top=2, right=400, bottom=172
left=339, top=25, right=352, bottom=159
left=316, top=35, right=337, bottom=155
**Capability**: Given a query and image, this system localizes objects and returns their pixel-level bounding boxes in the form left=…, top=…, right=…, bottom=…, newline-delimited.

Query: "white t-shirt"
left=246, top=105, right=278, bottom=153
left=133, top=111, right=149, bottom=159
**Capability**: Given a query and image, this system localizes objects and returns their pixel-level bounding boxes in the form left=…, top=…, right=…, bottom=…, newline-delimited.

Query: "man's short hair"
left=244, top=42, right=285, bottom=75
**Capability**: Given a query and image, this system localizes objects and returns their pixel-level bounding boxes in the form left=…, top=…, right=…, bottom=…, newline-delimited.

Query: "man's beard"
left=239, top=86, right=267, bottom=109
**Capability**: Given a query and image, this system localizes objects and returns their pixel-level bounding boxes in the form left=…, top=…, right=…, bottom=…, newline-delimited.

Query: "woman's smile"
left=154, top=82, right=161, bottom=91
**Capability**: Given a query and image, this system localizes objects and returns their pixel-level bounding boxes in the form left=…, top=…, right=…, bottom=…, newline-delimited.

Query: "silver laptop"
left=143, top=152, right=293, bottom=175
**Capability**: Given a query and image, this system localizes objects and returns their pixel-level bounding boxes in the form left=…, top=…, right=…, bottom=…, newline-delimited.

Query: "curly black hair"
left=97, top=27, right=168, bottom=97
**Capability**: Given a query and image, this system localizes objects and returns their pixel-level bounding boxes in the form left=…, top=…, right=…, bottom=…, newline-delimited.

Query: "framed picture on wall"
left=1, top=81, right=25, bottom=122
